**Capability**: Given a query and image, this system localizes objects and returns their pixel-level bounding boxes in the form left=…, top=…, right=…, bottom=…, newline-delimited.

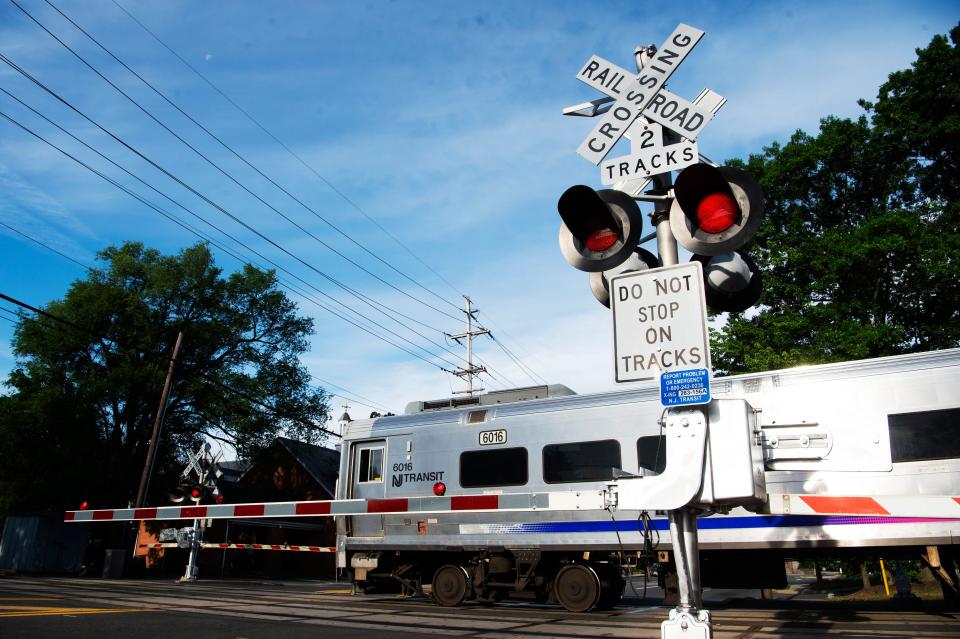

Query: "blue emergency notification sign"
left=660, top=368, right=710, bottom=406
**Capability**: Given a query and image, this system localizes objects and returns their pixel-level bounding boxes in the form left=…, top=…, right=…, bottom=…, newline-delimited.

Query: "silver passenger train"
left=336, top=349, right=960, bottom=611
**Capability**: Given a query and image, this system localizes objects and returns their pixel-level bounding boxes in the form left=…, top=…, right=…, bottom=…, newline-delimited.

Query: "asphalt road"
left=1, top=576, right=958, bottom=638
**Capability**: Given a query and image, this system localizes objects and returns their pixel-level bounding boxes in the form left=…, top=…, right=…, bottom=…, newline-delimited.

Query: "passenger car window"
left=543, top=439, right=621, bottom=483
left=460, top=447, right=527, bottom=488
left=889, top=408, right=960, bottom=462
left=637, top=435, right=667, bottom=475
left=358, top=447, right=383, bottom=482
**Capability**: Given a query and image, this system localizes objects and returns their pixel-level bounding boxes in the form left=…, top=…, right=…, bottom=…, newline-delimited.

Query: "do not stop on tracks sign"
left=610, top=262, right=712, bottom=398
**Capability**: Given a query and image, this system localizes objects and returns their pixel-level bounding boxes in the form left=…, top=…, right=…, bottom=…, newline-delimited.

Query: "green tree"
left=712, top=24, right=960, bottom=374
left=0, top=242, right=329, bottom=516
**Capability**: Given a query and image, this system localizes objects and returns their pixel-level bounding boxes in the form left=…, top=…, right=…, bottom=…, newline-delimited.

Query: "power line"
left=0, top=289, right=340, bottom=438
left=0, top=104, right=466, bottom=373
left=310, top=374, right=395, bottom=415
left=0, top=54, right=473, bottom=370
left=0, top=219, right=92, bottom=271
left=0, top=223, right=391, bottom=415
left=110, top=0, right=468, bottom=302
left=7, top=2, right=545, bottom=390
left=44, top=0, right=464, bottom=317
left=106, top=0, right=545, bottom=385
left=10, top=0, right=463, bottom=325
left=489, top=334, right=549, bottom=385
left=0, top=80, right=496, bottom=377
left=0, top=305, right=23, bottom=323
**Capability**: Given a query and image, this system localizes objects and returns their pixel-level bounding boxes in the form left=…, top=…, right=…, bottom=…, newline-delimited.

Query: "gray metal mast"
left=447, top=296, right=491, bottom=397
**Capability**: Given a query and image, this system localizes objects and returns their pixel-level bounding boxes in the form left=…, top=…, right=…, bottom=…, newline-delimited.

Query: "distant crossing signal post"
left=171, top=443, right=223, bottom=581
left=559, top=22, right=766, bottom=639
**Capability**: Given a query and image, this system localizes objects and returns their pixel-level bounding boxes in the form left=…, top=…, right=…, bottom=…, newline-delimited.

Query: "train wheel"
left=595, top=564, right=625, bottom=609
left=554, top=564, right=601, bottom=613
left=432, top=565, right=470, bottom=607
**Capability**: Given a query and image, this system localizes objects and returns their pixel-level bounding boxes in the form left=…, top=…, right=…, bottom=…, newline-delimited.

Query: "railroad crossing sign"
left=610, top=262, right=711, bottom=385
left=565, top=22, right=729, bottom=190
left=575, top=23, right=704, bottom=165
left=182, top=442, right=222, bottom=489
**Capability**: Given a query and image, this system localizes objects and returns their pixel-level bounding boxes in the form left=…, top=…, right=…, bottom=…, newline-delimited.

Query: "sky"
left=0, top=0, right=957, bottom=425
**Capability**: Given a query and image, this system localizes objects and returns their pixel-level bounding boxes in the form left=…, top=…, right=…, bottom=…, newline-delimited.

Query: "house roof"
left=217, top=459, right=252, bottom=484
left=273, top=437, right=340, bottom=497
left=216, top=437, right=340, bottom=498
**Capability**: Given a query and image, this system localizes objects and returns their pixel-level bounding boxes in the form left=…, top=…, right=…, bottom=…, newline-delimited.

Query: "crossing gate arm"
left=64, top=491, right=609, bottom=523
left=766, top=494, right=960, bottom=519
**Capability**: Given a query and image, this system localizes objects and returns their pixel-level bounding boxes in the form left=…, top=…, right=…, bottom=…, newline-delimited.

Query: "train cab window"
left=637, top=435, right=667, bottom=475
left=543, top=440, right=621, bottom=483
left=889, top=408, right=960, bottom=463
left=358, top=447, right=384, bottom=483
left=460, top=447, right=527, bottom=488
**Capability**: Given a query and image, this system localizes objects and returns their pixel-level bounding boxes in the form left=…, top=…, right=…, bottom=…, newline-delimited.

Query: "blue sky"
left=1, top=0, right=957, bottom=420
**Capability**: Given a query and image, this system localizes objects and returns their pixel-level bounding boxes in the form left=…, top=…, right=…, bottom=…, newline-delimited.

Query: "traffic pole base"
left=661, top=609, right=711, bottom=639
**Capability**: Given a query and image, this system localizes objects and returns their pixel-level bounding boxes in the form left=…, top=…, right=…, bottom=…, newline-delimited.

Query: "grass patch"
left=806, top=577, right=944, bottom=601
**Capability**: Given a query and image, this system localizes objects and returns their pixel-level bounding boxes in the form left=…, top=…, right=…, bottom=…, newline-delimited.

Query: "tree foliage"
left=0, top=242, right=329, bottom=515
left=712, top=24, right=960, bottom=374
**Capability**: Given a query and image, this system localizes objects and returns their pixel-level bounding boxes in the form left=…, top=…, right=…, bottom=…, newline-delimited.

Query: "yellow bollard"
left=880, top=559, right=891, bottom=596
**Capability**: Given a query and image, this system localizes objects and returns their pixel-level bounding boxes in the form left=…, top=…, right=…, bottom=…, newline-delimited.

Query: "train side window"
left=460, top=447, right=527, bottom=488
left=543, top=440, right=621, bottom=483
left=637, top=435, right=667, bottom=475
left=358, top=447, right=384, bottom=482
left=889, top=408, right=960, bottom=463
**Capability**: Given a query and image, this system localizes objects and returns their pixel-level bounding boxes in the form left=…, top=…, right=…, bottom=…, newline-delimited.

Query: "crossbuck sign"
left=576, top=23, right=704, bottom=165
left=567, top=23, right=726, bottom=187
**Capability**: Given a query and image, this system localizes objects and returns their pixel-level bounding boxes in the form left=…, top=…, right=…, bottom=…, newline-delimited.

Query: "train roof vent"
left=415, top=396, right=481, bottom=413
left=466, top=410, right=488, bottom=424
left=479, top=384, right=576, bottom=405
left=404, top=384, right=576, bottom=414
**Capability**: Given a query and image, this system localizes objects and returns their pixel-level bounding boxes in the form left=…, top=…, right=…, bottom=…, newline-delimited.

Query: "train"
left=335, top=348, right=960, bottom=611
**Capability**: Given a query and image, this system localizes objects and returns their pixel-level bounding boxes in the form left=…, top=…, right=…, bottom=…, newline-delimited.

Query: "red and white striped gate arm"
left=64, top=491, right=604, bottom=522
left=138, top=542, right=336, bottom=552
left=66, top=492, right=960, bottom=523
left=767, top=494, right=960, bottom=518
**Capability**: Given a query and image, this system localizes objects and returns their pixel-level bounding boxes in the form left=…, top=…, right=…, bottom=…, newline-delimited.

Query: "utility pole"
left=447, top=296, right=491, bottom=397
left=136, top=331, right=185, bottom=509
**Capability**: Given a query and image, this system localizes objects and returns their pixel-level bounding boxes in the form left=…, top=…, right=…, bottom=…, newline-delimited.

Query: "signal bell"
left=669, top=164, right=764, bottom=256
left=558, top=185, right=643, bottom=272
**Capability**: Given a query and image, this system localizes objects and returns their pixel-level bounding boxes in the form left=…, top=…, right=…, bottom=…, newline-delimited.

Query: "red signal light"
left=695, top=192, right=739, bottom=233
left=433, top=482, right=446, bottom=496
left=79, top=501, right=89, bottom=511
left=558, top=185, right=642, bottom=272
left=191, top=488, right=201, bottom=499
left=216, top=494, right=224, bottom=504
left=584, top=227, right=620, bottom=252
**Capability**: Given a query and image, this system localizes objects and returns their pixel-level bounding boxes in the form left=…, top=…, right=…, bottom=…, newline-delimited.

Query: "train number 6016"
left=478, top=429, right=508, bottom=446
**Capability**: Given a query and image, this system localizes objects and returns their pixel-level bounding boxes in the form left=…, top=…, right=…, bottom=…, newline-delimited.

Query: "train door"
left=350, top=440, right=386, bottom=537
